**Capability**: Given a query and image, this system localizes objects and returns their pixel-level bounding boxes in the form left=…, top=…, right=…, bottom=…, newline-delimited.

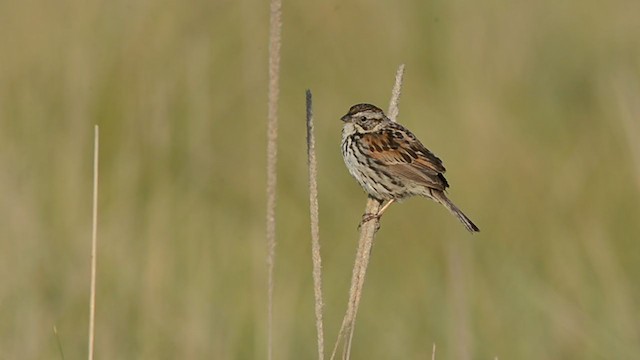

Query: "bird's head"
left=340, top=103, right=389, bottom=132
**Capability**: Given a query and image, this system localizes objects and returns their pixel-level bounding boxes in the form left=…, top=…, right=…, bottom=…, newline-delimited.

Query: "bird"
left=340, top=103, right=479, bottom=233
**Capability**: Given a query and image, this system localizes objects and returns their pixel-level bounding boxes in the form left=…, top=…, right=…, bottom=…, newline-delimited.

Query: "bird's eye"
left=360, top=116, right=366, bottom=121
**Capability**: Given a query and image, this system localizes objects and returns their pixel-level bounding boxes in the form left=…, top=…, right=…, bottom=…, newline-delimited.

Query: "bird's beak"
left=340, top=114, right=350, bottom=122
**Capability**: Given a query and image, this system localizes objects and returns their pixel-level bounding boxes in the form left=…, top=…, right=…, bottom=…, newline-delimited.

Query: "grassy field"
left=1, top=0, right=639, bottom=358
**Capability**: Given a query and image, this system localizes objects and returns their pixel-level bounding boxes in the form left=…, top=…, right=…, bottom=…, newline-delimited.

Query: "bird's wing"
left=360, top=126, right=449, bottom=190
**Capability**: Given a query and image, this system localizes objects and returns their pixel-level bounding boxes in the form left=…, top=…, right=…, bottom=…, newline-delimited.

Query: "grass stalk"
left=53, top=326, right=65, bottom=360
left=330, top=64, right=406, bottom=360
left=306, top=89, right=326, bottom=360
left=87, top=125, right=99, bottom=360
left=388, top=64, right=405, bottom=122
left=266, top=0, right=282, bottom=358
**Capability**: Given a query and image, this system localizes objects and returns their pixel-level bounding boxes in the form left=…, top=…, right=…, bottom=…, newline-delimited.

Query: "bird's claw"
left=358, top=212, right=381, bottom=230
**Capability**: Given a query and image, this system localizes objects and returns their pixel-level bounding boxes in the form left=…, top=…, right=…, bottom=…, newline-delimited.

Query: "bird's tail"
left=431, top=190, right=480, bottom=233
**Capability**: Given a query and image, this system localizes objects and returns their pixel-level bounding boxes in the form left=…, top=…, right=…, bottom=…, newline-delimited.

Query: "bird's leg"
left=359, top=199, right=396, bottom=228
left=376, top=199, right=395, bottom=217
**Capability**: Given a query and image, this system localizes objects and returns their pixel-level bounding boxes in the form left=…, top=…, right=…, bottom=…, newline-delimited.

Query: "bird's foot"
left=358, top=212, right=381, bottom=230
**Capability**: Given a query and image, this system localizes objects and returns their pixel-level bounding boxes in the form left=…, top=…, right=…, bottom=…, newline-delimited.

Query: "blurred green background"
left=1, top=0, right=639, bottom=358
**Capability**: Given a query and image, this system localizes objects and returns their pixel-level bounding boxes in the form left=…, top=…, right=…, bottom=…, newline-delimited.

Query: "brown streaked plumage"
left=341, top=103, right=479, bottom=233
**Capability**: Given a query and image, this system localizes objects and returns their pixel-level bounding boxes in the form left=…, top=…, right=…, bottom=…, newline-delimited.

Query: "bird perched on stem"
left=340, top=103, right=479, bottom=233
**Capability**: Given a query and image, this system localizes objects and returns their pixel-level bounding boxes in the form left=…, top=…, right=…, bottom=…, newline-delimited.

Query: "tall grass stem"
left=266, top=0, right=282, bottom=358
left=331, top=64, right=406, bottom=360
left=87, top=125, right=99, bottom=360
left=306, top=90, right=326, bottom=360
left=388, top=64, right=405, bottom=122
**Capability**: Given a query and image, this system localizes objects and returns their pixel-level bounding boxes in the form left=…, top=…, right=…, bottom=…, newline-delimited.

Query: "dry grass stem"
left=388, top=64, right=406, bottom=122
left=306, top=90, right=326, bottom=360
left=266, top=0, right=282, bottom=358
left=329, top=198, right=381, bottom=360
left=331, top=65, right=406, bottom=360
left=343, top=197, right=381, bottom=359
left=53, top=326, right=65, bottom=360
left=432, top=343, right=436, bottom=360
left=87, top=125, right=99, bottom=360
